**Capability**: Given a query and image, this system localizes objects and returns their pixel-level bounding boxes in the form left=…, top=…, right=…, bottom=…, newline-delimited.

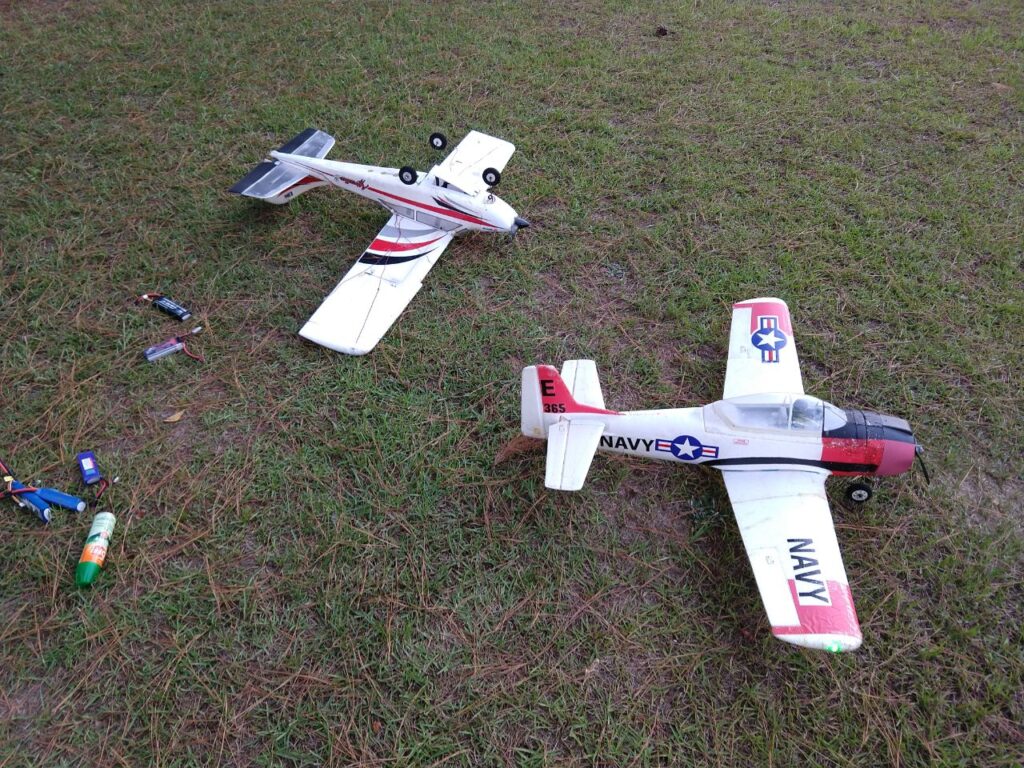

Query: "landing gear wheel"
left=845, top=482, right=873, bottom=504
left=482, top=167, right=501, bottom=187
left=429, top=132, right=448, bottom=150
left=399, top=166, right=417, bottom=185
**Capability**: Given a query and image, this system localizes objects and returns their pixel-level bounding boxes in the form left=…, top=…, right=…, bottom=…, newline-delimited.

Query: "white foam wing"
left=723, top=297, right=804, bottom=399
left=720, top=469, right=861, bottom=652
left=433, top=131, right=516, bottom=195
left=298, top=215, right=453, bottom=355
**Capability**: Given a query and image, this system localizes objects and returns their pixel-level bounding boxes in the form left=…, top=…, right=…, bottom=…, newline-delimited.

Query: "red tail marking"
left=535, top=365, right=616, bottom=416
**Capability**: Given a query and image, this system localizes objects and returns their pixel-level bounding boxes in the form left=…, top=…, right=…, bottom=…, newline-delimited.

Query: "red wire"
left=1, top=458, right=38, bottom=502
left=182, top=343, right=204, bottom=363
left=2, top=486, right=38, bottom=497
left=1, top=486, right=40, bottom=507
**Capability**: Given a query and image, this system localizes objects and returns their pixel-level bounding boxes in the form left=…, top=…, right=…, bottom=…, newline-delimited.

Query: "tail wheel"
left=429, top=132, right=448, bottom=150
left=482, top=167, right=501, bottom=187
left=399, top=166, right=418, bottom=185
left=845, top=481, right=873, bottom=504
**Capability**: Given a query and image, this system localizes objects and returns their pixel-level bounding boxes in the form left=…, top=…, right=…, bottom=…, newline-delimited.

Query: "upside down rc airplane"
left=521, top=298, right=923, bottom=652
left=230, top=129, right=528, bottom=355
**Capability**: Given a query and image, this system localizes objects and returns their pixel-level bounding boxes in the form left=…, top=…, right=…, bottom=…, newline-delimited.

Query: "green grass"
left=1, top=0, right=1022, bottom=764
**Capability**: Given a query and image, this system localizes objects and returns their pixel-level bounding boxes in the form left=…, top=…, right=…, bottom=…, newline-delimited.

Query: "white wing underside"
left=298, top=214, right=452, bottom=355
left=433, top=131, right=516, bottom=195
left=723, top=298, right=804, bottom=399
left=720, top=469, right=862, bottom=651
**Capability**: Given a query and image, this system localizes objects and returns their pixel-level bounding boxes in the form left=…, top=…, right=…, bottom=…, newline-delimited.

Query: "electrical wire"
left=181, top=343, right=205, bottom=363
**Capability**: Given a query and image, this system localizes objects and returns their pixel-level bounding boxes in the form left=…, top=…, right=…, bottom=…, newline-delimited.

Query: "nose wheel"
left=429, top=132, right=448, bottom=150
left=845, top=481, right=873, bottom=504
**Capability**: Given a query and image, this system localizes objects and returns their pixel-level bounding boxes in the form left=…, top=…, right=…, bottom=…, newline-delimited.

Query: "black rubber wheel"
left=429, top=132, right=448, bottom=150
left=399, top=166, right=417, bottom=185
left=845, top=482, right=873, bottom=504
left=482, top=167, right=501, bottom=187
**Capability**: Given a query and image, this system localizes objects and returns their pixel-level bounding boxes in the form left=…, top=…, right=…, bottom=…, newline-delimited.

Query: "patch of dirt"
left=493, top=434, right=544, bottom=466
left=0, top=0, right=71, bottom=17
left=954, top=467, right=1024, bottom=535
left=0, top=679, right=44, bottom=721
left=602, top=473, right=692, bottom=548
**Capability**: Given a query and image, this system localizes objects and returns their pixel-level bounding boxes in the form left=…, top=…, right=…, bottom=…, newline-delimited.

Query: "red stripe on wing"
left=734, top=299, right=794, bottom=334
left=772, top=580, right=861, bottom=639
left=368, top=235, right=446, bottom=253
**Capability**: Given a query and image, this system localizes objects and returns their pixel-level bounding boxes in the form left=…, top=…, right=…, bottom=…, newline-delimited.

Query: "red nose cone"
left=877, top=439, right=916, bottom=476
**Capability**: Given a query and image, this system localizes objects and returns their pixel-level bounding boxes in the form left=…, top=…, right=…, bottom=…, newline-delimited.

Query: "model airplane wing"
left=298, top=214, right=453, bottom=355
left=720, top=469, right=861, bottom=651
left=433, top=131, right=516, bottom=195
left=545, top=419, right=605, bottom=491
left=723, top=297, right=804, bottom=399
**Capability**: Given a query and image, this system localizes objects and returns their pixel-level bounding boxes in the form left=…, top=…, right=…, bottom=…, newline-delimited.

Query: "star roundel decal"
left=751, top=315, right=787, bottom=363
left=670, top=435, right=703, bottom=460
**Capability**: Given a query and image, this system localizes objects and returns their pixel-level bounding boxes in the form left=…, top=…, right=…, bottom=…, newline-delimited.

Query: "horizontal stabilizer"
left=228, top=161, right=278, bottom=195
left=229, top=129, right=336, bottom=203
left=560, top=359, right=605, bottom=410
left=544, top=419, right=605, bottom=491
left=277, top=128, right=336, bottom=159
left=228, top=161, right=323, bottom=202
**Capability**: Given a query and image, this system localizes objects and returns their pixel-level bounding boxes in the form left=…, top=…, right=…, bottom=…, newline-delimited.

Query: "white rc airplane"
left=521, top=297, right=923, bottom=652
left=230, top=129, right=529, bottom=355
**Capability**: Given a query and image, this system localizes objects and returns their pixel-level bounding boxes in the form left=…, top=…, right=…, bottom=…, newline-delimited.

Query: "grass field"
left=2, top=0, right=1022, bottom=764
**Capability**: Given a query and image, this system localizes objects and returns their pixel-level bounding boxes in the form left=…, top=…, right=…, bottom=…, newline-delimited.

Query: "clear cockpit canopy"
left=709, top=393, right=847, bottom=434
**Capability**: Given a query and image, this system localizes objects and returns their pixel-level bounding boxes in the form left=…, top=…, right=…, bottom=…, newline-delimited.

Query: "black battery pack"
left=152, top=296, right=192, bottom=321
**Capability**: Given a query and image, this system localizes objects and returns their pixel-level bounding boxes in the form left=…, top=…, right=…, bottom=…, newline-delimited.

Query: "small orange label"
left=80, top=543, right=108, bottom=566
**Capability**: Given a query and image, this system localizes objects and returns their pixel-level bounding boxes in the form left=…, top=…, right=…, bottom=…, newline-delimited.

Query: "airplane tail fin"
left=520, top=361, right=612, bottom=438
left=228, top=128, right=336, bottom=204
left=521, top=361, right=614, bottom=491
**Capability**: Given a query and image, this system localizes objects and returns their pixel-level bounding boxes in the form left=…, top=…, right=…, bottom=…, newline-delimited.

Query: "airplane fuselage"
left=555, top=397, right=916, bottom=478
left=268, top=153, right=522, bottom=235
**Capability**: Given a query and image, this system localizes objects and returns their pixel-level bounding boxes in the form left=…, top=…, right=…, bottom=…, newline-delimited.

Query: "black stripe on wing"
left=358, top=245, right=443, bottom=266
